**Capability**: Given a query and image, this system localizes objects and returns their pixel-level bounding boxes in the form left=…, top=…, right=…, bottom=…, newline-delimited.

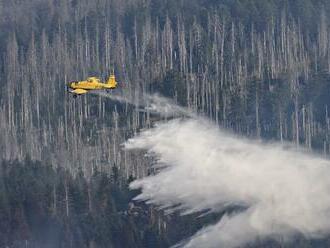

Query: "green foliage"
left=0, top=160, right=139, bottom=247
left=0, top=160, right=222, bottom=248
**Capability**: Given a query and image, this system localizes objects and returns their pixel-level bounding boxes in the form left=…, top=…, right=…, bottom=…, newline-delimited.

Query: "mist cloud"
left=94, top=91, right=195, bottom=117
left=125, top=118, right=330, bottom=248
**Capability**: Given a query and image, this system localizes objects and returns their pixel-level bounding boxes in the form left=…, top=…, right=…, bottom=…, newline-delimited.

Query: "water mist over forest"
left=2, top=0, right=330, bottom=247
left=127, top=116, right=330, bottom=247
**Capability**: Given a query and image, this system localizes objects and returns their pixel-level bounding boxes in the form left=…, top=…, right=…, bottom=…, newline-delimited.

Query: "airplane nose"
left=66, top=82, right=72, bottom=92
left=66, top=82, right=73, bottom=89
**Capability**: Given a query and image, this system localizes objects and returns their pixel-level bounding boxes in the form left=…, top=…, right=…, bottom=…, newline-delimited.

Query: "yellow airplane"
left=67, top=74, right=118, bottom=98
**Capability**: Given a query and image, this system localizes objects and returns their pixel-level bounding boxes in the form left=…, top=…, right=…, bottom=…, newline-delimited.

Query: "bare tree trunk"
left=65, top=178, right=70, bottom=218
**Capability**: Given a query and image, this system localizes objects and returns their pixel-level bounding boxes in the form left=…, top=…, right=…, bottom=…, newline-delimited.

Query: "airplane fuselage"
left=68, top=81, right=115, bottom=90
left=67, top=75, right=118, bottom=97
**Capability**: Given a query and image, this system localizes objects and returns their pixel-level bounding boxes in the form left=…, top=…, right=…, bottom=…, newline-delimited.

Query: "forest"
left=2, top=0, right=330, bottom=247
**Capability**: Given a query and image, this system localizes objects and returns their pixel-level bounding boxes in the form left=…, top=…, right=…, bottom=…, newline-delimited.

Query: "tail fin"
left=106, top=74, right=117, bottom=88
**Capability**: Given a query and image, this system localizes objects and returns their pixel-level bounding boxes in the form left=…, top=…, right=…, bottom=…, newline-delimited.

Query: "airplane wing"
left=70, top=89, right=88, bottom=95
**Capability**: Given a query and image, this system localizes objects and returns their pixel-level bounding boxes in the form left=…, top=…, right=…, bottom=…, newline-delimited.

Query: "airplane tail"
left=106, top=74, right=117, bottom=89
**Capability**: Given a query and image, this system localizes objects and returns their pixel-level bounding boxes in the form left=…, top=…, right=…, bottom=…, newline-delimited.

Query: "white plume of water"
left=93, top=91, right=195, bottom=118
left=124, top=118, right=330, bottom=248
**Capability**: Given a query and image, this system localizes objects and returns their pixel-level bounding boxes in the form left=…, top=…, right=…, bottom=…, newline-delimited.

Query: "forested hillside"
left=2, top=0, right=330, bottom=175
left=2, top=0, right=330, bottom=247
left=0, top=159, right=224, bottom=247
